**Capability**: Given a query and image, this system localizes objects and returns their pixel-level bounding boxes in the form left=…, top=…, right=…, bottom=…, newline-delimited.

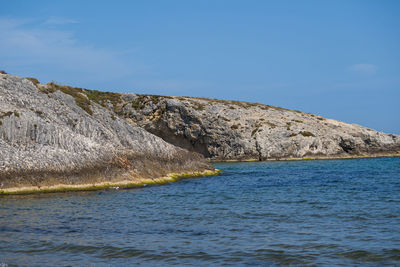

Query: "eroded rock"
left=0, top=74, right=212, bottom=189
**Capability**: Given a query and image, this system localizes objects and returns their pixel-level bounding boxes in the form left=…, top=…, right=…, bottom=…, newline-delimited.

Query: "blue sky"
left=1, top=0, right=399, bottom=133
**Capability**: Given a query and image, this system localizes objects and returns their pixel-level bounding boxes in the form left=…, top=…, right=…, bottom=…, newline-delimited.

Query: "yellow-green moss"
left=0, top=170, right=220, bottom=196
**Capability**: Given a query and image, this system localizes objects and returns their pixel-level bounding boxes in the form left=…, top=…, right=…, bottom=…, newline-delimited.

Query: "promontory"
left=1, top=73, right=399, bottom=193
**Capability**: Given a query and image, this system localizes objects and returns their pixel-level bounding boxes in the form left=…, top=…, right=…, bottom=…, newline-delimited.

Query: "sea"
left=1, top=157, right=399, bottom=266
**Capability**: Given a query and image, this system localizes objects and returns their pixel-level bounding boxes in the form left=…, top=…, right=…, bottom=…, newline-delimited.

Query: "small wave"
left=336, top=249, right=400, bottom=262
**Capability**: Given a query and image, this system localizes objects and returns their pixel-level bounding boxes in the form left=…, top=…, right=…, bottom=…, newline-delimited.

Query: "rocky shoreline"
left=1, top=72, right=399, bottom=194
left=122, top=95, right=400, bottom=161
left=212, top=154, right=400, bottom=163
left=0, top=169, right=219, bottom=195
left=0, top=73, right=214, bottom=194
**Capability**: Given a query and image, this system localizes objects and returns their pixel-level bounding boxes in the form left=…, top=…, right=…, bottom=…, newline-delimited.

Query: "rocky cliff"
left=0, top=74, right=213, bottom=191
left=119, top=95, right=400, bottom=161
left=2, top=72, right=399, bottom=192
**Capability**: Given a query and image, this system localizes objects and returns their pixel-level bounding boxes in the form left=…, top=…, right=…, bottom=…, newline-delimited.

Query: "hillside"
left=11, top=76, right=399, bottom=161
left=119, top=95, right=400, bottom=160
left=0, top=74, right=214, bottom=192
left=2, top=72, right=399, bottom=192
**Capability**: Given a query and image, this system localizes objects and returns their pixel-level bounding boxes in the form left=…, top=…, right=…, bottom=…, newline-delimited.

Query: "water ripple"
left=0, top=157, right=399, bottom=266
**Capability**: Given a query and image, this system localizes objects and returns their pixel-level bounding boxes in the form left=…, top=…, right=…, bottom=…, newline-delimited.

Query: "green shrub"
left=85, top=89, right=121, bottom=107
left=194, top=103, right=206, bottom=111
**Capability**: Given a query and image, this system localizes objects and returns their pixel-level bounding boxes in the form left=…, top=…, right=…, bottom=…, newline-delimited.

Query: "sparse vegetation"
left=25, top=77, right=40, bottom=86
left=289, top=133, right=297, bottom=137
left=13, top=111, right=20, bottom=117
left=194, top=102, right=206, bottom=111
left=85, top=89, right=121, bottom=108
left=293, top=119, right=303, bottom=123
left=251, top=128, right=259, bottom=136
left=0, top=111, right=13, bottom=119
left=131, top=94, right=170, bottom=111
left=0, top=70, right=7, bottom=74
left=231, top=124, right=240, bottom=130
left=132, top=95, right=147, bottom=110
left=266, top=121, right=276, bottom=128
left=189, top=96, right=289, bottom=112
left=300, top=131, right=315, bottom=137
left=44, top=83, right=93, bottom=115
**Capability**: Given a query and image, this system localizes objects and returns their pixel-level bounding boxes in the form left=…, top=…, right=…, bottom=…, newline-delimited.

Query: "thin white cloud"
left=0, top=17, right=132, bottom=82
left=348, top=63, right=377, bottom=75
left=44, top=16, right=78, bottom=25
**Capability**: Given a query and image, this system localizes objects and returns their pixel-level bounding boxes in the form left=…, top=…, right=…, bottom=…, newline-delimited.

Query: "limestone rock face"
left=0, top=74, right=212, bottom=189
left=121, top=95, right=400, bottom=161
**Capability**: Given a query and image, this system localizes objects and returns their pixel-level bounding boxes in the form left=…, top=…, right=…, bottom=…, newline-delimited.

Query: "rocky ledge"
left=0, top=74, right=214, bottom=192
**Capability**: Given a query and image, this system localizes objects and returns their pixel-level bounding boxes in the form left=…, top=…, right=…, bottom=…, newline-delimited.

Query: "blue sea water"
left=0, top=157, right=400, bottom=266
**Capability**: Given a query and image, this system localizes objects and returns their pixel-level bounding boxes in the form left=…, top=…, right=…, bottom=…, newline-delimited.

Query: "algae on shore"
left=0, top=170, right=220, bottom=196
